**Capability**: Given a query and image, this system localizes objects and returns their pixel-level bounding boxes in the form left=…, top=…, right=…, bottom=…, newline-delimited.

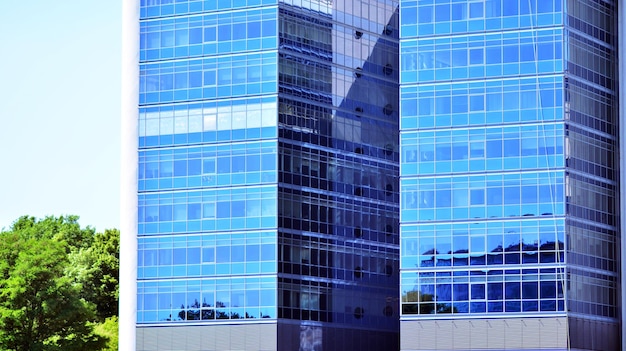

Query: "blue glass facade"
left=135, top=0, right=400, bottom=349
left=137, top=0, right=280, bottom=327
left=399, top=0, right=619, bottom=349
left=131, top=0, right=620, bottom=349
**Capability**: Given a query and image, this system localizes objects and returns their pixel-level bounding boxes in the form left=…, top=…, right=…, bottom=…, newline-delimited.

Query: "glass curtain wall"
left=400, top=1, right=620, bottom=348
left=135, top=1, right=402, bottom=349
left=276, top=0, right=401, bottom=349
left=136, top=0, right=280, bottom=325
left=561, top=1, right=619, bottom=348
left=400, top=0, right=568, bottom=318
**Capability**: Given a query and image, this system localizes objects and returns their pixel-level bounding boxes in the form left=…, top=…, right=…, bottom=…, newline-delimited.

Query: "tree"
left=9, top=215, right=96, bottom=253
left=67, top=229, right=120, bottom=321
left=0, top=233, right=105, bottom=351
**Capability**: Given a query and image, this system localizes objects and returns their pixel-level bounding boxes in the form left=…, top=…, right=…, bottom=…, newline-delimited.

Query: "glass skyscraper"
left=121, top=0, right=401, bottom=350
left=120, top=1, right=625, bottom=350
left=399, top=1, right=619, bottom=350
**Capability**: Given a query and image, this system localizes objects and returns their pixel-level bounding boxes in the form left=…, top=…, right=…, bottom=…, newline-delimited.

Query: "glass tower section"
left=134, top=1, right=400, bottom=350
left=275, top=2, right=399, bottom=349
left=137, top=0, right=280, bottom=327
left=399, top=1, right=619, bottom=350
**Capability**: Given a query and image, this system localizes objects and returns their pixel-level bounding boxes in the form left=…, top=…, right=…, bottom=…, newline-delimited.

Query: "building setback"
left=121, top=0, right=400, bottom=350
left=399, top=1, right=620, bottom=350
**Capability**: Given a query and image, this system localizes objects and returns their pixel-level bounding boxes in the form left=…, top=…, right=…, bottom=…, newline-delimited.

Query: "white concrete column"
left=119, top=0, right=140, bottom=350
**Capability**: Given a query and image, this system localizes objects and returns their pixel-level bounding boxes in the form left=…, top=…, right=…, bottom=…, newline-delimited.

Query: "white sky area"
left=0, top=1, right=122, bottom=232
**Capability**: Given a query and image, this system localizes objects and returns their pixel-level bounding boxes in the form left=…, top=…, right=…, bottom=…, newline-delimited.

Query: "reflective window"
left=137, top=277, right=277, bottom=322
left=139, top=52, right=278, bottom=104
left=138, top=186, right=277, bottom=234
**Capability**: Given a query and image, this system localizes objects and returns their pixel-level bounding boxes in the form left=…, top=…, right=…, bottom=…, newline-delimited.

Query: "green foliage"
left=93, top=317, right=118, bottom=351
left=9, top=215, right=95, bottom=253
left=67, top=229, right=120, bottom=320
left=0, top=234, right=105, bottom=351
left=0, top=216, right=118, bottom=351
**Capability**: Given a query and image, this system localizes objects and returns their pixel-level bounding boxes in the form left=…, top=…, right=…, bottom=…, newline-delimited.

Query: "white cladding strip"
left=120, top=0, right=140, bottom=350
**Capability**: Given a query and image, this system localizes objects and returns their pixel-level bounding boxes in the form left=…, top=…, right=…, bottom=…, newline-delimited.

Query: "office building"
left=399, top=1, right=620, bottom=350
left=121, top=0, right=400, bottom=350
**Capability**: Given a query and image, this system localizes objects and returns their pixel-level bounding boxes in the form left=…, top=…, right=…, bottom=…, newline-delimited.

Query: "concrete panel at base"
left=136, top=323, right=278, bottom=351
left=401, top=317, right=568, bottom=351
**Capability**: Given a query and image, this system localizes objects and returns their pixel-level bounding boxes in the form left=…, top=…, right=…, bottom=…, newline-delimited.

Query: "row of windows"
left=140, top=52, right=277, bottom=105
left=142, top=99, right=268, bottom=134
left=279, top=205, right=398, bottom=244
left=568, top=175, right=615, bottom=214
left=279, top=176, right=398, bottom=205
left=278, top=282, right=398, bottom=327
left=401, top=0, right=561, bottom=24
left=403, top=85, right=562, bottom=115
left=401, top=123, right=564, bottom=175
left=401, top=155, right=564, bottom=176
left=140, top=83, right=277, bottom=106
left=568, top=223, right=616, bottom=267
left=138, top=231, right=276, bottom=276
left=279, top=56, right=332, bottom=93
left=140, top=0, right=394, bottom=43
left=568, top=131, right=615, bottom=180
left=141, top=35, right=276, bottom=62
left=402, top=171, right=564, bottom=217
left=332, top=1, right=398, bottom=37
left=131, top=0, right=336, bottom=20
left=402, top=285, right=565, bottom=315
left=280, top=9, right=332, bottom=59
left=570, top=270, right=616, bottom=307
left=401, top=199, right=564, bottom=222
left=138, top=259, right=276, bottom=279
left=401, top=219, right=564, bottom=253
left=138, top=170, right=277, bottom=191
left=140, top=8, right=277, bottom=61
left=401, top=219, right=564, bottom=268
left=138, top=245, right=276, bottom=279
left=401, top=29, right=562, bottom=83
left=569, top=33, right=614, bottom=85
left=567, top=0, right=615, bottom=42
left=400, top=76, right=563, bottom=129
left=278, top=184, right=399, bottom=236
left=138, top=142, right=277, bottom=190
left=402, top=219, right=564, bottom=241
left=138, top=98, right=279, bottom=150
left=140, top=244, right=275, bottom=266
left=401, top=108, right=564, bottom=131
left=567, top=78, right=615, bottom=136
left=139, top=127, right=277, bottom=149
left=278, top=65, right=398, bottom=117
left=400, top=269, right=566, bottom=315
left=138, top=187, right=277, bottom=234
left=137, top=276, right=276, bottom=323
left=138, top=231, right=274, bottom=249
left=400, top=2, right=561, bottom=37
left=401, top=219, right=564, bottom=258
left=140, top=0, right=278, bottom=19
left=140, top=199, right=276, bottom=222
left=140, top=141, right=276, bottom=174
left=404, top=250, right=565, bottom=268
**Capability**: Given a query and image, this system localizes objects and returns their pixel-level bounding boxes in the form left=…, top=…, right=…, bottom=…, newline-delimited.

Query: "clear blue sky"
left=0, top=1, right=122, bottom=231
